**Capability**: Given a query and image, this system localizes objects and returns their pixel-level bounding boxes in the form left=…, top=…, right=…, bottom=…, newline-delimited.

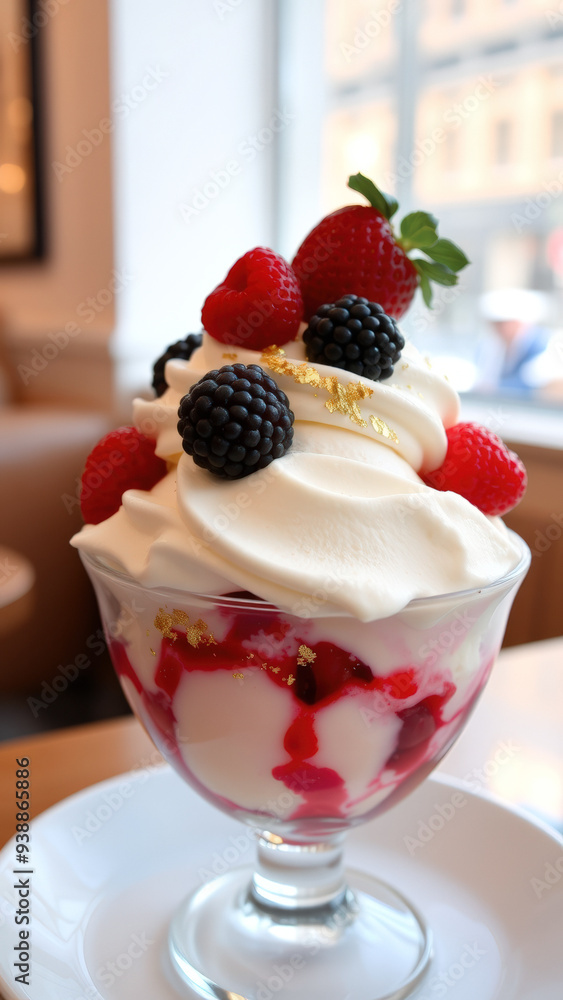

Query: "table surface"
left=1, top=637, right=562, bottom=850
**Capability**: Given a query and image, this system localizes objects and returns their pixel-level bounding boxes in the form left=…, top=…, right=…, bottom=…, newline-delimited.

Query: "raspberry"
left=294, top=642, right=373, bottom=705
left=423, top=422, right=527, bottom=516
left=80, top=427, right=167, bottom=524
left=303, top=295, right=404, bottom=381
left=178, top=363, right=294, bottom=479
left=152, top=333, right=202, bottom=397
left=201, top=247, right=303, bottom=350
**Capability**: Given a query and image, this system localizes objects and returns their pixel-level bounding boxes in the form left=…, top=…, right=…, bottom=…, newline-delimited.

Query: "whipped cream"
left=72, top=331, right=521, bottom=620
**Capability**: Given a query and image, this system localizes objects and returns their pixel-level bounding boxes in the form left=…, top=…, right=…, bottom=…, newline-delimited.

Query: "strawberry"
left=422, top=422, right=527, bottom=516
left=80, top=427, right=167, bottom=524
left=201, top=247, right=303, bottom=350
left=292, top=173, right=469, bottom=320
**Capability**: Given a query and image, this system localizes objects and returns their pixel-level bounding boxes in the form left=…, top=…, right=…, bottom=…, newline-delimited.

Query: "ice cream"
left=74, top=326, right=527, bottom=834
left=72, top=184, right=528, bottom=834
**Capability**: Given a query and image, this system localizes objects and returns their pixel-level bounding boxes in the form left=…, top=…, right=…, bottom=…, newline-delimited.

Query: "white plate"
left=0, top=766, right=562, bottom=1000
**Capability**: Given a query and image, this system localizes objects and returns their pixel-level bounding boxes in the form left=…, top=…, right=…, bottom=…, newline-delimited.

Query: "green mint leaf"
left=348, top=173, right=399, bottom=220
left=425, top=238, right=469, bottom=273
left=400, top=211, right=438, bottom=240
left=413, top=258, right=458, bottom=287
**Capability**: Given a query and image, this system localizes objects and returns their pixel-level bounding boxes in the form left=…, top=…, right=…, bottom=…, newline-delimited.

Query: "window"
left=494, top=120, right=513, bottom=166
left=442, top=128, right=458, bottom=174
left=551, top=110, right=563, bottom=159
left=278, top=1, right=563, bottom=405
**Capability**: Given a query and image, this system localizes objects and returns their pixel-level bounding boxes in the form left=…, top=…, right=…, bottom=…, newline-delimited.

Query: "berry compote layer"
left=97, top=578, right=515, bottom=839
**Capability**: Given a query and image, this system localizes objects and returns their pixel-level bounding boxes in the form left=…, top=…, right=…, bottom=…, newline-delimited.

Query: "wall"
left=0, top=0, right=115, bottom=408
left=109, top=0, right=281, bottom=394
left=0, top=0, right=280, bottom=407
left=503, top=441, right=563, bottom=647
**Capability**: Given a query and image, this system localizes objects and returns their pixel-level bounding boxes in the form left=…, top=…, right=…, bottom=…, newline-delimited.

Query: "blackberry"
left=152, top=333, right=203, bottom=397
left=303, top=295, right=405, bottom=382
left=178, top=363, right=294, bottom=479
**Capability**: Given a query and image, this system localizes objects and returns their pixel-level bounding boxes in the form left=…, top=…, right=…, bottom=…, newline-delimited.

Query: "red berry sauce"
left=110, top=607, right=487, bottom=826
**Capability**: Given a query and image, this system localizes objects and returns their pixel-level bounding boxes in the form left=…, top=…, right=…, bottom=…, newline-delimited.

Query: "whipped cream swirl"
left=72, top=333, right=521, bottom=620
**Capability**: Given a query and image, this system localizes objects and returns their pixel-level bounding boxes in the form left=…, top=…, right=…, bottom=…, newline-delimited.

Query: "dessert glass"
left=81, top=535, right=529, bottom=1000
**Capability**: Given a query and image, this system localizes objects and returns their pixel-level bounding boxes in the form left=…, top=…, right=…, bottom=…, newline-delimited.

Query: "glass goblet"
left=81, top=535, right=529, bottom=1000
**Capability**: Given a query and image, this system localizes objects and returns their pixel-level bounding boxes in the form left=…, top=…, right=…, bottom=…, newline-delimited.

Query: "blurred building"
left=319, top=0, right=563, bottom=387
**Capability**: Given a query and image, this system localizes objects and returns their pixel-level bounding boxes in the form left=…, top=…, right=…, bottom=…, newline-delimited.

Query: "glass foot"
left=169, top=866, right=432, bottom=1000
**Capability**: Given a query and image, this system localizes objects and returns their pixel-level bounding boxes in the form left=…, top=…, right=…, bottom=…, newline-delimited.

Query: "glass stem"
left=250, top=831, right=348, bottom=911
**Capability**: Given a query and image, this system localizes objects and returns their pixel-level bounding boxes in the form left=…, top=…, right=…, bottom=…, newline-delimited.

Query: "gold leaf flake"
left=369, top=415, right=399, bottom=445
left=233, top=672, right=244, bottom=680
left=149, top=647, right=156, bottom=656
left=401, top=363, right=409, bottom=370
left=154, top=610, right=176, bottom=640
left=261, top=661, right=279, bottom=673
left=222, top=352, right=237, bottom=360
left=287, top=674, right=295, bottom=686
left=261, top=353, right=373, bottom=427
left=297, top=644, right=316, bottom=666
left=155, top=608, right=215, bottom=647
left=262, top=344, right=285, bottom=356
left=262, top=353, right=326, bottom=387
left=186, top=618, right=212, bottom=648
left=325, top=381, right=372, bottom=427
left=424, top=356, right=432, bottom=369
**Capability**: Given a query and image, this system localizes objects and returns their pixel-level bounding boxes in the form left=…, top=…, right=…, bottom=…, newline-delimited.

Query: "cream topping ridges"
left=134, top=332, right=459, bottom=472
left=72, top=331, right=521, bottom=621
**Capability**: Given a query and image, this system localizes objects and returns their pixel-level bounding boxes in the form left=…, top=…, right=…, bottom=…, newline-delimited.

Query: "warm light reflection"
left=432, top=355, right=477, bottom=392
left=0, top=163, right=26, bottom=193
left=7, top=96, right=33, bottom=129
left=344, top=131, right=379, bottom=174
left=490, top=750, right=563, bottom=825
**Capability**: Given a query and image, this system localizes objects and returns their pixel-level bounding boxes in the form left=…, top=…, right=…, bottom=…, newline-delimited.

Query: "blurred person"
left=476, top=289, right=551, bottom=394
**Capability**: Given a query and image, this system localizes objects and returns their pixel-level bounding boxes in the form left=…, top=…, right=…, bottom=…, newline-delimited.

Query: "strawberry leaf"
left=418, top=271, right=433, bottom=308
left=343, top=174, right=471, bottom=312
left=348, top=173, right=399, bottom=220
left=400, top=211, right=438, bottom=240
left=399, top=212, right=441, bottom=252
left=425, top=238, right=469, bottom=273
left=402, top=226, right=439, bottom=250
left=413, top=259, right=459, bottom=308
left=413, top=259, right=458, bottom=287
